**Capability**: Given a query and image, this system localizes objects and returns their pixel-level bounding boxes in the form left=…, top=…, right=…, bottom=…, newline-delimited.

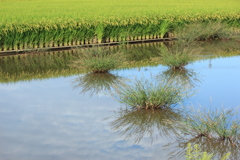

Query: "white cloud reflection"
left=0, top=76, right=172, bottom=160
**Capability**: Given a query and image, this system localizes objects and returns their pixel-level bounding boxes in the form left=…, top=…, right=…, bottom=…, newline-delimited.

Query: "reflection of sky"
left=187, top=56, right=240, bottom=109
left=119, top=56, right=240, bottom=111
left=0, top=56, right=240, bottom=159
left=0, top=76, right=173, bottom=160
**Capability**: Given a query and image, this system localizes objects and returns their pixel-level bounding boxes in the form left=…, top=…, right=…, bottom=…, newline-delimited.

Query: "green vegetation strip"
left=1, top=0, right=240, bottom=51
left=0, top=38, right=176, bottom=54
left=1, top=41, right=239, bottom=83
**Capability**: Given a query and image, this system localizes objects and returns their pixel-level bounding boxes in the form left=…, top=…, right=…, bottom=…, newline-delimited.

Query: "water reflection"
left=201, top=40, right=240, bottom=56
left=107, top=108, right=183, bottom=144
left=0, top=51, right=80, bottom=83
left=1, top=42, right=240, bottom=159
left=122, top=43, right=161, bottom=62
left=0, top=41, right=240, bottom=84
left=165, top=137, right=240, bottom=160
left=72, top=72, right=126, bottom=96
left=157, top=68, right=202, bottom=91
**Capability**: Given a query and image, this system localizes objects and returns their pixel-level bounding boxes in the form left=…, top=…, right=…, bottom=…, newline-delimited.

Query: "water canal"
left=0, top=41, right=239, bottom=160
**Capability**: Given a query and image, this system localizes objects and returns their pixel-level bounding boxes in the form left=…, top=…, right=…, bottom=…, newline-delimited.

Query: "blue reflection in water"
left=188, top=56, right=240, bottom=110
left=0, top=56, right=239, bottom=160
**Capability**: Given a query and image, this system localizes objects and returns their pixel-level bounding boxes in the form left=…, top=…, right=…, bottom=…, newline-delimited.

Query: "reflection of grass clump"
left=107, top=108, right=182, bottom=143
left=72, top=72, right=125, bottom=96
left=159, top=42, right=202, bottom=69
left=157, top=68, right=202, bottom=90
left=179, top=107, right=240, bottom=143
left=71, top=46, right=123, bottom=73
left=112, top=78, right=188, bottom=109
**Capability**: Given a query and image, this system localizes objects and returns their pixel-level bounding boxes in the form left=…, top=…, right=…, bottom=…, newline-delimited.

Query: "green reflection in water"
left=106, top=108, right=183, bottom=144
left=156, top=68, right=202, bottom=91
left=0, top=50, right=81, bottom=83
left=122, top=42, right=162, bottom=61
left=165, top=137, right=239, bottom=160
left=0, top=41, right=240, bottom=83
left=200, top=40, right=240, bottom=56
left=72, top=72, right=126, bottom=96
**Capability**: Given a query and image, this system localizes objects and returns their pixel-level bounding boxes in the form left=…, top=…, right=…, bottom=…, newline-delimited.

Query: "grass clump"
left=112, top=77, right=189, bottom=109
left=186, top=143, right=231, bottom=160
left=159, top=42, right=202, bottom=69
left=179, top=106, right=240, bottom=144
left=71, top=46, right=123, bottom=73
left=176, top=21, right=240, bottom=42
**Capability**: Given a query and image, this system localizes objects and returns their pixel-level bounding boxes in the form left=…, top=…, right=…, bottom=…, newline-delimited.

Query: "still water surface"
left=0, top=43, right=240, bottom=160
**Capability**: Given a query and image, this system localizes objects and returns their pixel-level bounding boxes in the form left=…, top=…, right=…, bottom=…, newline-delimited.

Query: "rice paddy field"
left=0, top=0, right=240, bottom=51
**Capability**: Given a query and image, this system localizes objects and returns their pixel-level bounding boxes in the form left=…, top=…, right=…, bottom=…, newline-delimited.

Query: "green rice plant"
left=178, top=106, right=240, bottom=143
left=159, top=20, right=170, bottom=38
left=141, top=23, right=153, bottom=40
left=158, top=42, right=203, bottom=69
left=105, top=25, right=118, bottom=42
left=133, top=24, right=145, bottom=40
left=118, top=26, right=131, bottom=42
left=71, top=46, right=123, bottom=73
left=106, top=108, right=183, bottom=143
left=1, top=0, right=240, bottom=51
left=95, top=24, right=105, bottom=44
left=72, top=72, right=125, bottom=96
left=186, top=143, right=231, bottom=160
left=111, top=77, right=189, bottom=109
left=1, top=10, right=240, bottom=51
